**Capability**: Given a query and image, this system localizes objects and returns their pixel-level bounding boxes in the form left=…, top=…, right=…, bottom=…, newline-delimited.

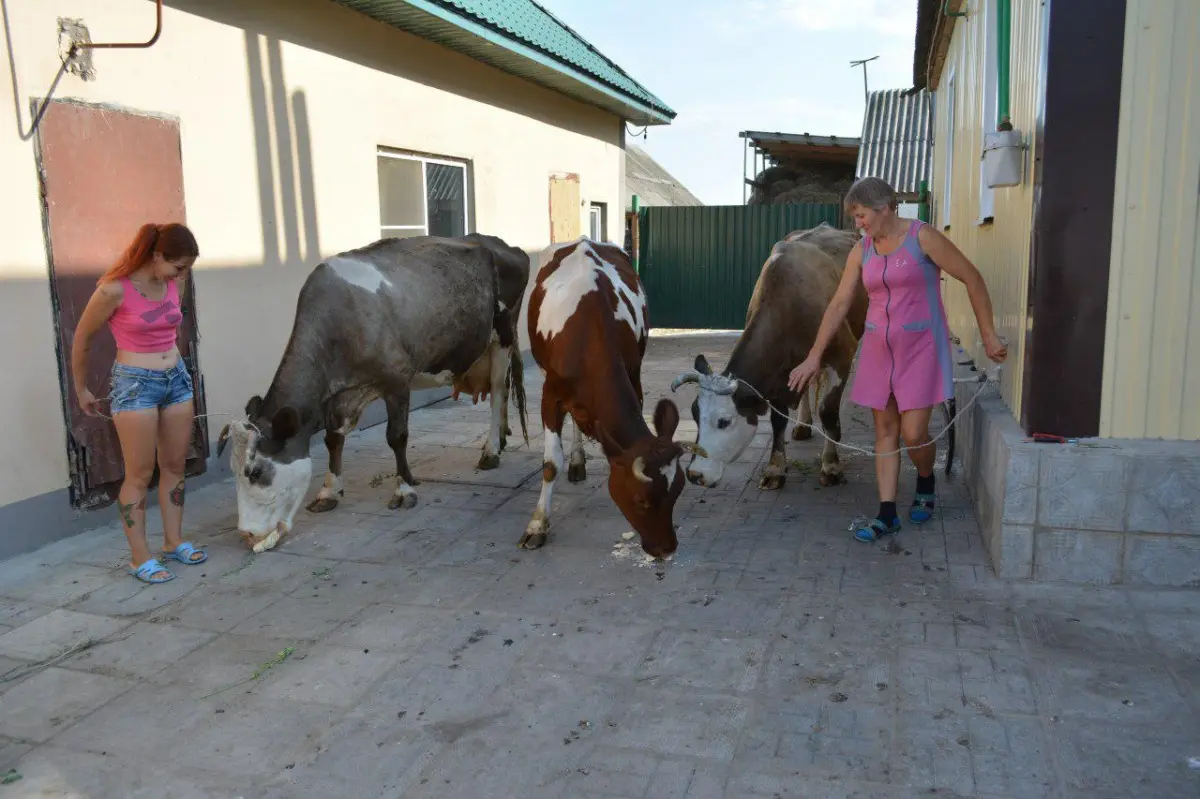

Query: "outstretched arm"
left=918, top=225, right=1008, bottom=363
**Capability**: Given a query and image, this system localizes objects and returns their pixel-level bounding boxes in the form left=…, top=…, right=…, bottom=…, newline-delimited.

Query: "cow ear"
left=271, top=406, right=301, bottom=440
left=652, top=398, right=680, bottom=441
left=694, top=354, right=712, bottom=376
left=245, top=395, right=263, bottom=418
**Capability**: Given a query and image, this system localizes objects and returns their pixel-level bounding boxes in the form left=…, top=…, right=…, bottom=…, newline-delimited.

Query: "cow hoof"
left=518, top=530, right=548, bottom=549
left=567, top=462, right=587, bottom=483
left=306, top=497, right=340, bottom=514
left=759, top=473, right=787, bottom=491
left=389, top=493, right=418, bottom=510
left=819, top=470, right=846, bottom=487
left=477, top=452, right=501, bottom=471
left=792, top=426, right=813, bottom=441
left=499, top=435, right=508, bottom=453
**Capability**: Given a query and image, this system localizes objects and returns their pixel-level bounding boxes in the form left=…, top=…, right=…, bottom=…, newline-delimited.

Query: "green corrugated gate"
left=636, top=204, right=846, bottom=330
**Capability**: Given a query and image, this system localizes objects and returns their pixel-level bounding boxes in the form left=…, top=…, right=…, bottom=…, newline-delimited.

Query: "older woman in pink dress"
left=788, top=177, right=1007, bottom=543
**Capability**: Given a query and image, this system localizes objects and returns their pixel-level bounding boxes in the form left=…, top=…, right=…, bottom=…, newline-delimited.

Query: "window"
left=942, top=69, right=957, bottom=229
left=377, top=149, right=469, bottom=239
left=589, top=202, right=607, bottom=241
left=978, top=0, right=998, bottom=223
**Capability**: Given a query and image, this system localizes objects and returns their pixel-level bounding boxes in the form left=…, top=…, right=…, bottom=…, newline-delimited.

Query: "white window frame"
left=978, top=0, right=998, bottom=224
left=589, top=202, right=606, bottom=241
left=377, top=149, right=470, bottom=237
left=942, top=67, right=957, bottom=230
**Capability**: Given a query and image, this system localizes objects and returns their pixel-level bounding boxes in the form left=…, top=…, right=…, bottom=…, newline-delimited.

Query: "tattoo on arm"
left=119, top=497, right=146, bottom=528
left=169, top=479, right=186, bottom=507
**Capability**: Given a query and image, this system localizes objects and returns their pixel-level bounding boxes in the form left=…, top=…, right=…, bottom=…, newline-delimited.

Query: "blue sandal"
left=854, top=517, right=901, bottom=543
left=161, top=541, right=207, bottom=565
left=130, top=558, right=175, bottom=584
left=909, top=493, right=936, bottom=524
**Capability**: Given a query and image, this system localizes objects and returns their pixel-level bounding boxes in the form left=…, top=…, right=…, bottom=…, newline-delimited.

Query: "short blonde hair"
left=843, top=176, right=898, bottom=213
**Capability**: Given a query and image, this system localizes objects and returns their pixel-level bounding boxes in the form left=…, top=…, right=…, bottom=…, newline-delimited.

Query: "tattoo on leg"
left=169, top=479, right=186, bottom=507
left=119, top=497, right=146, bottom=528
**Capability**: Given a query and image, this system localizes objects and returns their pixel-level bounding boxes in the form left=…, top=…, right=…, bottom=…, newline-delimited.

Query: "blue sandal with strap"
left=129, top=557, right=175, bottom=584
left=854, top=517, right=902, bottom=543
left=161, top=541, right=207, bottom=565
left=909, top=493, right=936, bottom=524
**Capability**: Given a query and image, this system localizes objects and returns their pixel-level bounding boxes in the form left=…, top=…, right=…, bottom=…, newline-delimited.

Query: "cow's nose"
left=686, top=470, right=704, bottom=486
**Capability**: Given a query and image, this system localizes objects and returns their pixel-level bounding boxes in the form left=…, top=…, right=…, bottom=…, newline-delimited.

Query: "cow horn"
left=216, top=423, right=232, bottom=457
left=632, top=456, right=653, bottom=483
left=679, top=442, right=709, bottom=458
left=711, top=375, right=739, bottom=396
left=670, top=371, right=701, bottom=393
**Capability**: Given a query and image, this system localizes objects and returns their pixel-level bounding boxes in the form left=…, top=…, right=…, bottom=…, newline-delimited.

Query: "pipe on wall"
left=996, top=0, right=1012, bottom=128
left=69, top=0, right=163, bottom=55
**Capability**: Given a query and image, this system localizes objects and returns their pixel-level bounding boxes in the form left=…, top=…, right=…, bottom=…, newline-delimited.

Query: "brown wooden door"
left=36, top=99, right=209, bottom=510
left=549, top=173, right=581, bottom=243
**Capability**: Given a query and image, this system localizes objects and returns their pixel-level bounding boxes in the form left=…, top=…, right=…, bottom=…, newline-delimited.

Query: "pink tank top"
left=107, top=277, right=184, bottom=353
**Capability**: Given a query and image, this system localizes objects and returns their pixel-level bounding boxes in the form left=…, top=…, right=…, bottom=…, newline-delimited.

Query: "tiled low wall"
left=953, top=361, right=1200, bottom=586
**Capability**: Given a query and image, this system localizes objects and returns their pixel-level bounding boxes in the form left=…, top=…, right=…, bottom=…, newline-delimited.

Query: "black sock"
left=916, top=473, right=935, bottom=495
left=878, top=501, right=898, bottom=523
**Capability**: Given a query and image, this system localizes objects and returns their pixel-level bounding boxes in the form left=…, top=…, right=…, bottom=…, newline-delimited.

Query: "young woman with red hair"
left=71, top=222, right=205, bottom=583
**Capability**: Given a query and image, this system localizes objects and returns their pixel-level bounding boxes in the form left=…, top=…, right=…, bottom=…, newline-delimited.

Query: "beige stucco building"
left=0, top=0, right=674, bottom=558
left=906, top=0, right=1200, bottom=585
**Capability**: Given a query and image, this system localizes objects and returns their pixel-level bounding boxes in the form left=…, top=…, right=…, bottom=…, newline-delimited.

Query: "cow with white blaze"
left=217, top=234, right=529, bottom=552
left=672, top=223, right=868, bottom=490
left=522, top=237, right=699, bottom=559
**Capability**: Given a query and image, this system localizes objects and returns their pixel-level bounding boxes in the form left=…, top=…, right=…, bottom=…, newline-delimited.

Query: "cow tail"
left=509, top=345, right=529, bottom=446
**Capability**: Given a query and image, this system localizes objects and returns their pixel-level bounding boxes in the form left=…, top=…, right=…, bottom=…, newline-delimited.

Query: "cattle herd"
left=217, top=223, right=865, bottom=559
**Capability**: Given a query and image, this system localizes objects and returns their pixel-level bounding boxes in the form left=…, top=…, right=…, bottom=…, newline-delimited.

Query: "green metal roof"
left=331, top=0, right=676, bottom=125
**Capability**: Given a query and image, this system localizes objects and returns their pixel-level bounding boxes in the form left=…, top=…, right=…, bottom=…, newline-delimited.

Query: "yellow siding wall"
left=930, top=0, right=1047, bottom=417
left=1100, top=0, right=1200, bottom=440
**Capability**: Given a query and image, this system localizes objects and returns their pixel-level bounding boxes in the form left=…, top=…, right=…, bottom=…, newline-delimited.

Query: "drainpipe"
left=631, top=194, right=641, bottom=274
left=996, top=0, right=1012, bottom=129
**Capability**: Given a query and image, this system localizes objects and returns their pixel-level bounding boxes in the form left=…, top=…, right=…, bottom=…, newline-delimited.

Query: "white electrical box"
left=982, top=129, right=1024, bottom=188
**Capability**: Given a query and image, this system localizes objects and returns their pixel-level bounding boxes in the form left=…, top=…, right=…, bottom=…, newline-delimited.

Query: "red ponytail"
left=98, top=222, right=199, bottom=284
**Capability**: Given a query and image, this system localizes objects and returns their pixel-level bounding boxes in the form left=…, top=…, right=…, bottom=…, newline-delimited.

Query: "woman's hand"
left=982, top=330, right=1008, bottom=363
left=788, top=356, right=821, bottom=393
left=77, top=387, right=102, bottom=417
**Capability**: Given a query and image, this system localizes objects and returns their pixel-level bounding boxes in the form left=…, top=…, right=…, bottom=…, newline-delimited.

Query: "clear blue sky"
left=535, top=0, right=920, bottom=206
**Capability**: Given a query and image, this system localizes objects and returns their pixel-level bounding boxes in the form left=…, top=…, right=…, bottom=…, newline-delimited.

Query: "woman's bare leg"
left=112, top=409, right=164, bottom=575
left=157, top=399, right=196, bottom=555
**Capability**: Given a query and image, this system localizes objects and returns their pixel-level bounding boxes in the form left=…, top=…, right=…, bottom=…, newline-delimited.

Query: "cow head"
left=216, top=396, right=312, bottom=543
left=673, top=354, right=765, bottom=487
left=604, top=398, right=687, bottom=559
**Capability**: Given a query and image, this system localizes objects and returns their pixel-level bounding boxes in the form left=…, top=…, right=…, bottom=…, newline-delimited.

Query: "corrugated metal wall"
left=1099, top=0, right=1200, bottom=440
left=931, top=0, right=1047, bottom=418
left=638, top=204, right=845, bottom=330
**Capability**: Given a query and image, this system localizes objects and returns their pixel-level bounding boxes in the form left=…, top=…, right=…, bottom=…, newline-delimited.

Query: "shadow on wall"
left=172, top=0, right=621, bottom=145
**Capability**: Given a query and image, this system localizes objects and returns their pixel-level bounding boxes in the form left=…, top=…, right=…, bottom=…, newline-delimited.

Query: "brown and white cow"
left=672, top=223, right=868, bottom=490
left=520, top=237, right=697, bottom=559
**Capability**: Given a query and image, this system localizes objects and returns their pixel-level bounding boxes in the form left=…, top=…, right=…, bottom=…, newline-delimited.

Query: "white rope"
left=700, top=365, right=1002, bottom=460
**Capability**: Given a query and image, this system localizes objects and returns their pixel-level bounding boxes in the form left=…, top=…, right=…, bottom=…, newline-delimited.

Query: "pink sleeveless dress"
left=848, top=219, right=955, bottom=412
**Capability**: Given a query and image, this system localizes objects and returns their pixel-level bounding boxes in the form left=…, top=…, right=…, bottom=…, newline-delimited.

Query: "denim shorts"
left=109, top=361, right=194, bottom=415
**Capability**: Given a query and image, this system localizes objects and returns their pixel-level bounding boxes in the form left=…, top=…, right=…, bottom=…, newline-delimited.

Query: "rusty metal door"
left=549, top=173, right=581, bottom=243
left=36, top=99, right=209, bottom=510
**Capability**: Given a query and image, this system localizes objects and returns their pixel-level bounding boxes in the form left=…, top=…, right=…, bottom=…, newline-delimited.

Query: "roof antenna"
left=850, top=55, right=880, bottom=107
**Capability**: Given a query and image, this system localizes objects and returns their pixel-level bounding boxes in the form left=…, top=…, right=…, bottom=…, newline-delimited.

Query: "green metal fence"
left=637, top=203, right=846, bottom=330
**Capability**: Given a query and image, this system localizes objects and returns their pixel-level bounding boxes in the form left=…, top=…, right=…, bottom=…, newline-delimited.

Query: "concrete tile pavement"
left=0, top=334, right=1197, bottom=798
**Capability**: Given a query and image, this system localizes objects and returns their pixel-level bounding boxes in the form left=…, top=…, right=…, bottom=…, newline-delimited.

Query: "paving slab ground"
left=0, top=334, right=1198, bottom=798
